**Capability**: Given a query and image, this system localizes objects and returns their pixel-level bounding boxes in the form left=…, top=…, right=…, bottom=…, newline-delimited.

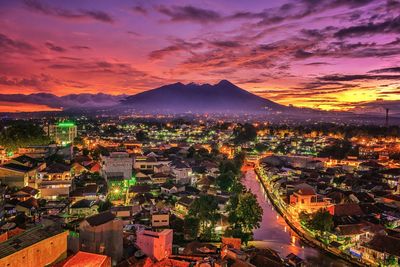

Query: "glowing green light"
left=58, top=122, right=75, bottom=127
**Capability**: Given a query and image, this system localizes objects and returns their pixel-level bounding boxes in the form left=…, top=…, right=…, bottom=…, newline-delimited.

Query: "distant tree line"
left=0, top=121, right=49, bottom=151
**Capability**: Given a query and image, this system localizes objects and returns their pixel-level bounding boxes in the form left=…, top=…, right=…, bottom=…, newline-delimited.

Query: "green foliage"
left=0, top=121, right=49, bottom=151
left=220, top=160, right=240, bottom=175
left=309, top=209, right=333, bottom=233
left=82, top=148, right=90, bottom=156
left=217, top=171, right=235, bottom=191
left=136, top=130, right=148, bottom=141
left=226, top=191, right=263, bottom=245
left=318, top=139, right=358, bottom=159
left=91, top=145, right=109, bottom=160
left=188, top=195, right=220, bottom=240
left=184, top=216, right=200, bottom=240
left=98, top=199, right=113, bottom=212
left=233, top=123, right=257, bottom=144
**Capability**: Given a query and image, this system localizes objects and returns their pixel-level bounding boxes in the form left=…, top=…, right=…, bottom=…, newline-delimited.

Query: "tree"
left=184, top=216, right=200, bottom=240
left=82, top=148, right=90, bottom=156
left=233, top=123, right=257, bottom=144
left=234, top=192, right=263, bottom=233
left=98, top=199, right=113, bottom=212
left=0, top=121, right=49, bottom=151
left=226, top=191, right=263, bottom=245
left=136, top=130, right=148, bottom=141
left=217, top=171, right=235, bottom=191
left=189, top=195, right=220, bottom=240
left=309, top=209, right=333, bottom=233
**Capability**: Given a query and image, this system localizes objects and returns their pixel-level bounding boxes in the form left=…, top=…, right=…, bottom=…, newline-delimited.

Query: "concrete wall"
left=0, top=231, right=68, bottom=267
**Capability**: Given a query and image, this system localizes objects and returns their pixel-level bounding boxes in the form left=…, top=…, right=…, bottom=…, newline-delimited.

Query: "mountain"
left=120, top=80, right=288, bottom=114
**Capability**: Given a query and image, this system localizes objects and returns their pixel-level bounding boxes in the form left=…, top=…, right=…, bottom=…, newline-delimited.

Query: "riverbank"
left=253, top=167, right=369, bottom=267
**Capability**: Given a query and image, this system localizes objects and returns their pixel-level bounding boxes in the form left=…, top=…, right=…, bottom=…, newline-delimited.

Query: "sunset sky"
left=0, top=0, right=399, bottom=111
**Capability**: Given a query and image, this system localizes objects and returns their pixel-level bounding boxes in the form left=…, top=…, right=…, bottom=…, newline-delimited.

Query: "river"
left=243, top=170, right=351, bottom=267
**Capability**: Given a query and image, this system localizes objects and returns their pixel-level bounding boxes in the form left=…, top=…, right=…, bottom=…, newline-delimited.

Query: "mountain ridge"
left=120, top=79, right=287, bottom=114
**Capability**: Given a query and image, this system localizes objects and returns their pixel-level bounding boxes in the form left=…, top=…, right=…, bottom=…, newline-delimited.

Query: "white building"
left=101, top=152, right=132, bottom=180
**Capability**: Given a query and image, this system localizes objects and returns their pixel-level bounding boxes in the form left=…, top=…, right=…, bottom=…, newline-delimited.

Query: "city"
left=0, top=0, right=400, bottom=267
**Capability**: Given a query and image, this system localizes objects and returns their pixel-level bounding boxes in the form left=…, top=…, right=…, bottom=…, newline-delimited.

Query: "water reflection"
left=244, top=170, right=351, bottom=267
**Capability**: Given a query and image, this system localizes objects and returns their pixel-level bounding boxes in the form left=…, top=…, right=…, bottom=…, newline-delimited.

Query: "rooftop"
left=0, top=224, right=65, bottom=259
left=85, top=211, right=115, bottom=227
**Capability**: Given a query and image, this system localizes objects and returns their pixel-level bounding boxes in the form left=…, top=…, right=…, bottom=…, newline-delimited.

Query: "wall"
left=0, top=231, right=68, bottom=267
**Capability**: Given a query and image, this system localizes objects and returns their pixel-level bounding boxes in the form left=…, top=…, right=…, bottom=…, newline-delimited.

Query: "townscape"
left=0, top=118, right=399, bottom=266
left=1, top=0, right=400, bottom=266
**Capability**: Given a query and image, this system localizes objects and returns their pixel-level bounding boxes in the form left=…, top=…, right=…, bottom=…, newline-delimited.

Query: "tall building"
left=45, top=122, right=77, bottom=145
left=101, top=152, right=133, bottom=180
left=136, top=229, right=173, bottom=261
left=79, top=211, right=123, bottom=264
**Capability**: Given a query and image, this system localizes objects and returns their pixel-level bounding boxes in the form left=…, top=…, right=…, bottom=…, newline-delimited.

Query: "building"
left=152, top=212, right=169, bottom=228
left=38, top=163, right=73, bottom=199
left=45, top=122, right=78, bottom=145
left=174, top=196, right=194, bottom=217
left=62, top=251, right=111, bottom=267
left=0, top=155, right=45, bottom=187
left=69, top=199, right=99, bottom=217
left=0, top=223, right=68, bottom=267
left=0, top=163, right=38, bottom=188
left=79, top=211, right=123, bottom=264
left=101, top=152, right=132, bottom=180
left=17, top=145, right=57, bottom=159
left=136, top=229, right=173, bottom=261
left=289, top=183, right=333, bottom=214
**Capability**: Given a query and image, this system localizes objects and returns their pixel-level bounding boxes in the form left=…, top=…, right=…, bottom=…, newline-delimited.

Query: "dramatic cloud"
left=335, top=15, right=400, bottom=38
left=0, top=33, right=36, bottom=54
left=45, top=41, right=67, bottom=52
left=157, top=5, right=222, bottom=23
left=320, top=74, right=400, bottom=82
left=24, top=0, right=114, bottom=23
left=369, top=67, right=400, bottom=73
left=0, top=0, right=399, bottom=111
left=149, top=39, right=203, bottom=60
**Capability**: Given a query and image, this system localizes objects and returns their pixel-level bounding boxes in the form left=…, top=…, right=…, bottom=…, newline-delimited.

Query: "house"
left=17, top=145, right=56, bottom=159
left=360, top=234, right=400, bottom=264
left=289, top=183, right=333, bottom=214
left=151, top=172, right=174, bottom=184
left=170, top=160, right=192, bottom=185
left=136, top=229, right=173, bottom=261
left=38, top=163, right=73, bottom=200
left=16, top=197, right=39, bottom=216
left=152, top=212, right=169, bottom=228
left=0, top=223, right=68, bottom=267
left=101, top=152, right=133, bottom=180
left=0, top=163, right=38, bottom=187
left=111, top=205, right=140, bottom=221
left=134, top=155, right=170, bottom=172
left=69, top=199, right=99, bottom=217
left=69, top=184, right=99, bottom=202
left=328, top=203, right=364, bottom=217
left=135, top=171, right=152, bottom=184
left=160, top=183, right=185, bottom=195
left=334, top=223, right=371, bottom=243
left=79, top=211, right=123, bottom=264
left=11, top=186, right=39, bottom=201
left=175, top=196, right=194, bottom=217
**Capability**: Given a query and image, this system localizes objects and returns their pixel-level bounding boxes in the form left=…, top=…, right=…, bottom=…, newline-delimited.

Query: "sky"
left=0, top=0, right=399, bottom=112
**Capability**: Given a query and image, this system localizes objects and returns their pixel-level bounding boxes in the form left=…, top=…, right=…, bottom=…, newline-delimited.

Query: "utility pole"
left=385, top=108, right=389, bottom=127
